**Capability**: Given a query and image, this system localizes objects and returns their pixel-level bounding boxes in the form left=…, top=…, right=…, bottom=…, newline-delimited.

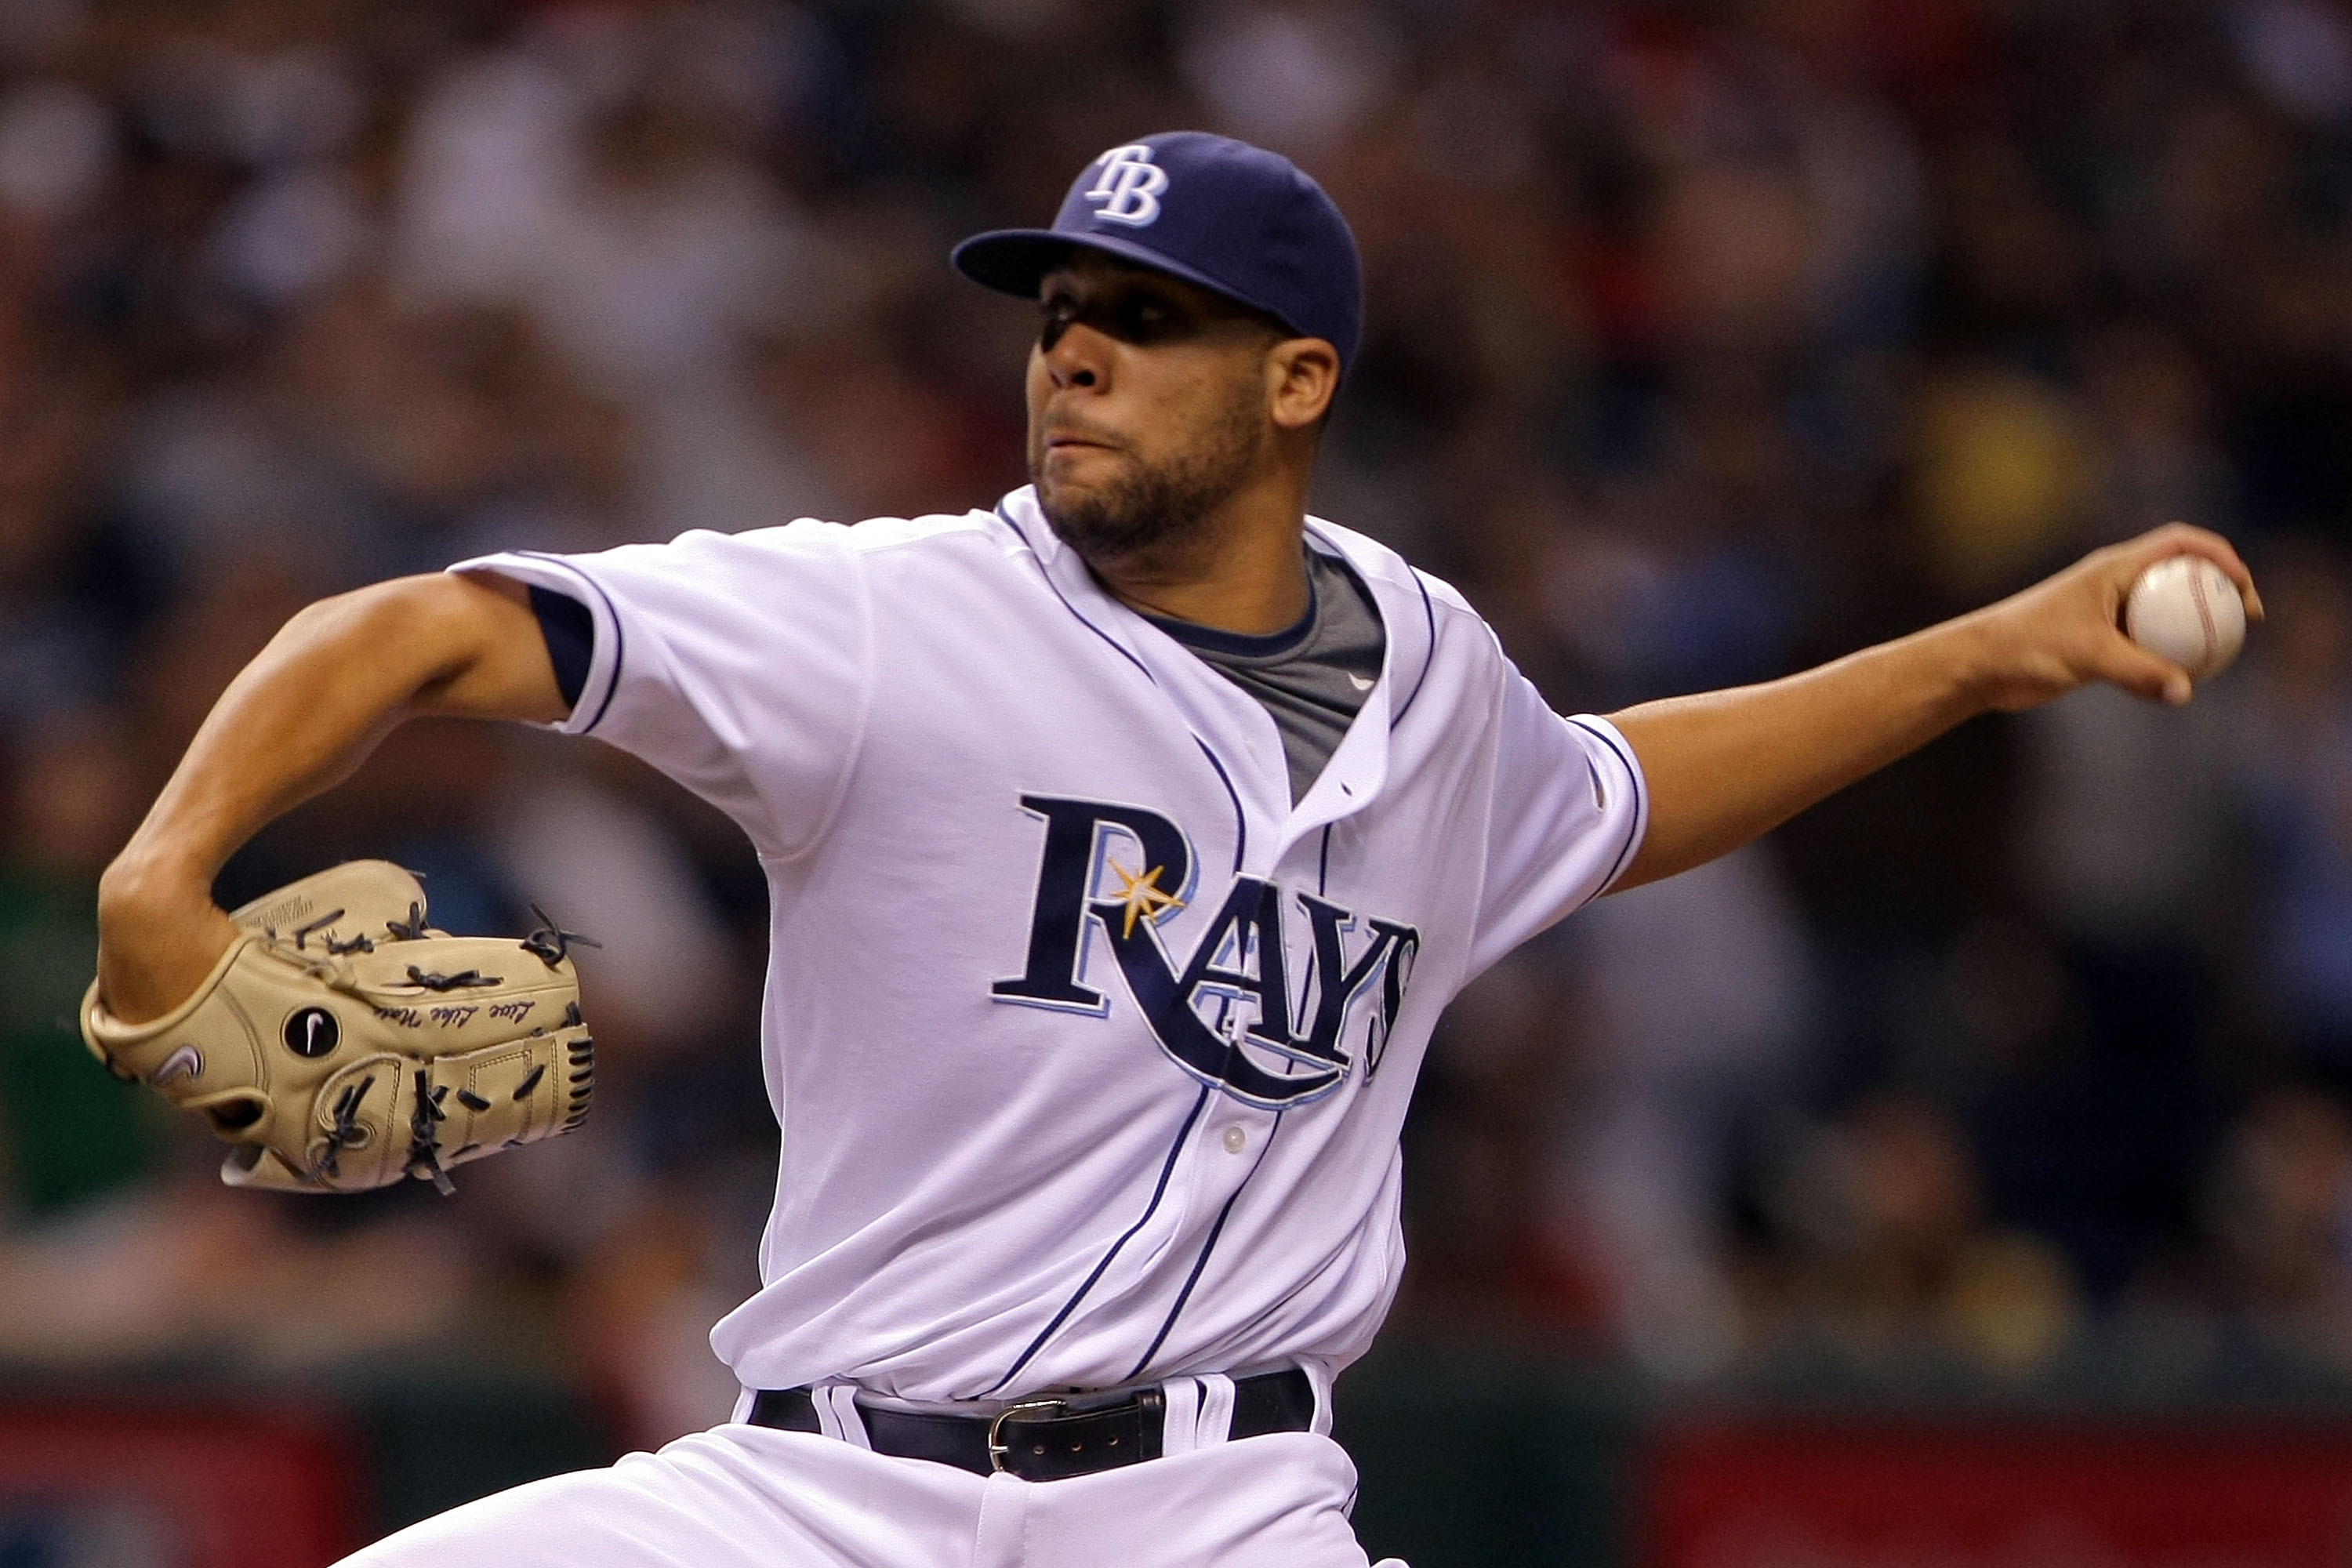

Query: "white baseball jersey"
left=454, top=485, right=1645, bottom=1405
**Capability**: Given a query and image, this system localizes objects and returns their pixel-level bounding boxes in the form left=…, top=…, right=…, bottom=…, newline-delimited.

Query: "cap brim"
left=950, top=228, right=1303, bottom=337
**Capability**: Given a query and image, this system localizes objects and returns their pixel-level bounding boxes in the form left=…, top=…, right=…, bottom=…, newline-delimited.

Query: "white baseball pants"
left=335, top=1422, right=1402, bottom=1567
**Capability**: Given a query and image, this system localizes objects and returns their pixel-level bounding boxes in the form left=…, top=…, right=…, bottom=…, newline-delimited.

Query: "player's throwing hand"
left=1958, top=521, right=2262, bottom=712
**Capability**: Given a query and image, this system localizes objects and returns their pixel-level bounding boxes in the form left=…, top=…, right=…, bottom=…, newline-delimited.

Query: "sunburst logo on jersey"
left=1108, top=861, right=1185, bottom=938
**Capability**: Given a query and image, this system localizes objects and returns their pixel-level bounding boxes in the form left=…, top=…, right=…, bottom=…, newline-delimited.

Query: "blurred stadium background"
left=5, top=0, right=2352, bottom=1563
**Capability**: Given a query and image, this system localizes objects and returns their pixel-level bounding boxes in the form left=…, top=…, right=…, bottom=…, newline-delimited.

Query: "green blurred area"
left=1338, top=1352, right=1635, bottom=1568
left=0, top=871, right=160, bottom=1214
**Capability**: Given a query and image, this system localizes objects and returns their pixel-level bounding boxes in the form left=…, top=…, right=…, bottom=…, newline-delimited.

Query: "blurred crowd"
left=5, top=0, right=2352, bottom=1446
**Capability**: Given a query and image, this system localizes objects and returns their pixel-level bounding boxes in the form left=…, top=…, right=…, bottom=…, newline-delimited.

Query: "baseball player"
left=89, top=133, right=2256, bottom=1566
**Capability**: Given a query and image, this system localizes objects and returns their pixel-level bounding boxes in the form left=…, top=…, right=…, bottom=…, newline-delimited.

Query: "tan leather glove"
left=82, top=861, right=594, bottom=1194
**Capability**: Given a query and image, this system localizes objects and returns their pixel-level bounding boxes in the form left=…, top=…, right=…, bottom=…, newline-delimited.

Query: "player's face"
left=1025, top=255, right=1284, bottom=561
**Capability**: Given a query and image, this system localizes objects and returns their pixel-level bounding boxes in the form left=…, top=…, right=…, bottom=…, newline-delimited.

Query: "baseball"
left=2125, top=554, right=2245, bottom=681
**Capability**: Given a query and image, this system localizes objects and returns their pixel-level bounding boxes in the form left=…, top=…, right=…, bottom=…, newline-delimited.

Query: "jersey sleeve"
left=1468, top=660, right=1649, bottom=975
left=450, top=524, right=870, bottom=859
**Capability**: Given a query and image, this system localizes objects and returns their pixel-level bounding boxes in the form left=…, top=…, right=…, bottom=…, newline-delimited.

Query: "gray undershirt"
left=1146, top=550, right=1387, bottom=804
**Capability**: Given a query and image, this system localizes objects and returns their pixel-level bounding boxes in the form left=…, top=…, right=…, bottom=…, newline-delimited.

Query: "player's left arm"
left=1603, top=522, right=2263, bottom=893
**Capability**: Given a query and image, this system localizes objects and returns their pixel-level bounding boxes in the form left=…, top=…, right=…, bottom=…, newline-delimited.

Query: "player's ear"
left=1265, top=338, right=1339, bottom=433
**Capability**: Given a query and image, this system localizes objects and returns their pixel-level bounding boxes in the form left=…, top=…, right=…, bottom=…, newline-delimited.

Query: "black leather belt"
left=748, top=1367, right=1314, bottom=1483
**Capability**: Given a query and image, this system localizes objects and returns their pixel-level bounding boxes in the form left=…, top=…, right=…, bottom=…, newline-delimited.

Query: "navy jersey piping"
left=996, top=505, right=1156, bottom=686
left=1145, top=587, right=1316, bottom=658
left=1000, top=505, right=1251, bottom=871
left=1568, top=716, right=1646, bottom=892
left=1192, top=739, right=1248, bottom=874
left=1392, top=569, right=1439, bottom=726
left=1127, top=1191, right=1238, bottom=1381
left=514, top=550, right=628, bottom=735
left=1124, top=1111, right=1285, bottom=1382
left=984, top=1083, right=1213, bottom=1396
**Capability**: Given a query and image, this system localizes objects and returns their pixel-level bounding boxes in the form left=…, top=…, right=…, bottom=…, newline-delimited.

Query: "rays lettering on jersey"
left=993, top=795, right=1420, bottom=1108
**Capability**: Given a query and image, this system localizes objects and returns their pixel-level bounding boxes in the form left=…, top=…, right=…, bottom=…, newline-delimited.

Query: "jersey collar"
left=996, top=488, right=1434, bottom=867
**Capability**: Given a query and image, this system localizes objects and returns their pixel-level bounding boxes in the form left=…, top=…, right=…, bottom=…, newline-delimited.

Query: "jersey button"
left=1222, top=1124, right=1248, bottom=1154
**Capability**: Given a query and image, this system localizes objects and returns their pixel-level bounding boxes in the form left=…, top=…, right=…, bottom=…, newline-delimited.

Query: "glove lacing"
left=520, top=906, right=601, bottom=968
left=405, top=1067, right=456, bottom=1196
left=305, top=1073, right=376, bottom=1183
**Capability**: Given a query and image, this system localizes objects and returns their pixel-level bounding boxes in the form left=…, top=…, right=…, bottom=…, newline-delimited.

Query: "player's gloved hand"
left=81, top=861, right=596, bottom=1194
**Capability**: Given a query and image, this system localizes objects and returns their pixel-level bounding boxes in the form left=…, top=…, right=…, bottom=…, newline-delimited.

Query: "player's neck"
left=1085, top=501, right=1311, bottom=635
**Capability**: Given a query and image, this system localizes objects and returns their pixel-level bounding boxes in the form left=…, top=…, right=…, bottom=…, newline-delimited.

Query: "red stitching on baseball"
left=2188, top=563, right=2216, bottom=669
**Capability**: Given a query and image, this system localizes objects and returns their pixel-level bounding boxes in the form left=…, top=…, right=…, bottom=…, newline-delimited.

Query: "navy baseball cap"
left=953, top=132, right=1363, bottom=373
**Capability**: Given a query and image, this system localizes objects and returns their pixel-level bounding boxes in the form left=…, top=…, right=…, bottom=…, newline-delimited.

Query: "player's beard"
left=1031, top=381, right=1267, bottom=565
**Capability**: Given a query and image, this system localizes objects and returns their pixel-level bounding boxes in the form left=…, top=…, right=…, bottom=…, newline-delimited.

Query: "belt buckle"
left=985, top=1397, right=1069, bottom=1474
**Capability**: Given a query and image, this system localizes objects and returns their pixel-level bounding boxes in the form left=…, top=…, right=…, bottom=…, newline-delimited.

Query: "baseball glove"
left=80, top=860, right=595, bottom=1195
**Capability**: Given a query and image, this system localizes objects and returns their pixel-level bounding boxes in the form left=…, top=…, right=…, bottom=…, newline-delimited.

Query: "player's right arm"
left=96, top=572, right=566, bottom=1025
left=1602, top=522, right=2260, bottom=892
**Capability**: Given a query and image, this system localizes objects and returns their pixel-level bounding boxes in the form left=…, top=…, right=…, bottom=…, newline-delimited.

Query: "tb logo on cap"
left=1083, top=145, right=1167, bottom=227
